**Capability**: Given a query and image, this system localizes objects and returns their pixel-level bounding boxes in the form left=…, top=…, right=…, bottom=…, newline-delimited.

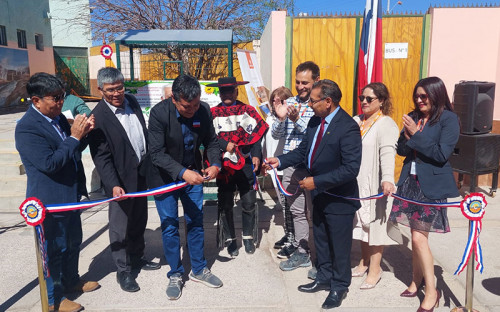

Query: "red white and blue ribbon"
left=250, top=162, right=259, bottom=191
left=454, top=193, right=486, bottom=275
left=391, top=193, right=462, bottom=208
left=19, top=182, right=189, bottom=279
left=265, top=162, right=487, bottom=273
left=35, top=225, right=50, bottom=278
left=265, top=160, right=462, bottom=207
left=265, top=163, right=299, bottom=196
left=20, top=181, right=187, bottom=219
left=44, top=181, right=188, bottom=213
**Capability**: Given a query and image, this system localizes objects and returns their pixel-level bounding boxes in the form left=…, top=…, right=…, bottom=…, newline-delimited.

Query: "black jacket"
left=146, top=98, right=220, bottom=188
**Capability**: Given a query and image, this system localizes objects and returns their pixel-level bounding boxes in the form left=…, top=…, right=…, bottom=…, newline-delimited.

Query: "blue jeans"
left=43, top=211, right=82, bottom=306
left=154, top=183, right=206, bottom=277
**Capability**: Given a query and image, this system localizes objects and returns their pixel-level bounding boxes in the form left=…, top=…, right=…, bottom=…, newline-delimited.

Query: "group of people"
left=15, top=60, right=459, bottom=312
left=264, top=62, right=459, bottom=312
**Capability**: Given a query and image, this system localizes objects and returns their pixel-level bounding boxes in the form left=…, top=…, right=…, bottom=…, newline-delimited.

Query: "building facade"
left=0, top=0, right=55, bottom=110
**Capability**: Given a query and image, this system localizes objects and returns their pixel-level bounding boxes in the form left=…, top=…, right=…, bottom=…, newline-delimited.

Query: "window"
left=35, top=34, right=44, bottom=51
left=17, top=29, right=26, bottom=49
left=0, top=26, right=6, bottom=46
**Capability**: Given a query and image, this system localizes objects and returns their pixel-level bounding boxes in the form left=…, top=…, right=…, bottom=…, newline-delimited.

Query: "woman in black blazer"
left=390, top=77, right=460, bottom=312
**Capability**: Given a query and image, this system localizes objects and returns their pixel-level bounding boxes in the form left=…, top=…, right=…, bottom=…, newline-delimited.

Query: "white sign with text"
left=385, top=43, right=408, bottom=59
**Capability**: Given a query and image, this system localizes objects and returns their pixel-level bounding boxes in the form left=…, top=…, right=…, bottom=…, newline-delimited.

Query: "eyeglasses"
left=43, top=92, right=66, bottom=103
left=358, top=95, right=378, bottom=103
left=310, top=97, right=327, bottom=105
left=102, top=85, right=125, bottom=94
left=414, top=93, right=428, bottom=101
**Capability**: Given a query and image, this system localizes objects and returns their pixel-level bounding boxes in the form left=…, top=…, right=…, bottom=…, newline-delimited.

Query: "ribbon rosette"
left=19, top=197, right=46, bottom=226
left=454, top=192, right=487, bottom=275
left=19, top=197, right=50, bottom=277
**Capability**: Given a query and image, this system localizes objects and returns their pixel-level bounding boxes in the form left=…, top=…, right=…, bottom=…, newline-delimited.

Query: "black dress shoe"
left=243, top=239, right=255, bottom=254
left=227, top=240, right=239, bottom=257
left=132, top=258, right=161, bottom=271
left=298, top=280, right=330, bottom=293
left=322, top=289, right=348, bottom=309
left=116, top=271, right=140, bottom=292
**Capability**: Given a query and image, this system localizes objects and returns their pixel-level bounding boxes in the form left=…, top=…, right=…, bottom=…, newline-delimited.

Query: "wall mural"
left=0, top=47, right=30, bottom=111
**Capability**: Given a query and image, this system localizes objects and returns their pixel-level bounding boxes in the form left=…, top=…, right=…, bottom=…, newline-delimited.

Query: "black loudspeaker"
left=450, top=133, right=500, bottom=173
left=453, top=81, right=495, bottom=134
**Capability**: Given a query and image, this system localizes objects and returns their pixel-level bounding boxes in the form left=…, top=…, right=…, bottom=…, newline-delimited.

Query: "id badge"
left=410, top=161, right=417, bottom=175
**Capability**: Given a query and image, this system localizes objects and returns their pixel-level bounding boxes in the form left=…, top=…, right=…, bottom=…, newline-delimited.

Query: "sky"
left=294, top=0, right=500, bottom=15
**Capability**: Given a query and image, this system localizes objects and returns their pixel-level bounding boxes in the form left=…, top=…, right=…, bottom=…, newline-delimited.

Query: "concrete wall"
left=48, top=0, right=91, bottom=48
left=428, top=7, right=500, bottom=121
left=259, top=10, right=287, bottom=91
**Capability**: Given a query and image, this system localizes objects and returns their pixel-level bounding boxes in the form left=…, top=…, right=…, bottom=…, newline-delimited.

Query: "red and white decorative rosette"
left=20, top=197, right=46, bottom=226
left=19, top=197, right=50, bottom=277
left=100, top=44, right=113, bottom=59
left=454, top=192, right=487, bottom=275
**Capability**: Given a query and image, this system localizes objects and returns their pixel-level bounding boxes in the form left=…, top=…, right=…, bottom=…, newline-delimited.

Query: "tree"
left=89, top=0, right=294, bottom=78
left=90, top=0, right=294, bottom=42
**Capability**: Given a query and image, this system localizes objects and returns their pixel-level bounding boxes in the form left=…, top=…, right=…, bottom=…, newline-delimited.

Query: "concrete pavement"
left=0, top=109, right=499, bottom=311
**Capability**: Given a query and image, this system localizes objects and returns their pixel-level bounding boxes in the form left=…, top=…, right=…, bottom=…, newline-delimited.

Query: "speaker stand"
left=455, top=169, right=498, bottom=197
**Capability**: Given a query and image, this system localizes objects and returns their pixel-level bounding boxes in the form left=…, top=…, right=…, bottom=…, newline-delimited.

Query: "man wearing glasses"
left=266, top=80, right=361, bottom=309
left=89, top=67, right=160, bottom=293
left=16, top=73, right=99, bottom=312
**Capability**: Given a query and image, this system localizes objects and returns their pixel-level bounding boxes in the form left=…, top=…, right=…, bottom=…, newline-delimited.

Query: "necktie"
left=310, top=118, right=325, bottom=165
left=52, top=120, right=66, bottom=139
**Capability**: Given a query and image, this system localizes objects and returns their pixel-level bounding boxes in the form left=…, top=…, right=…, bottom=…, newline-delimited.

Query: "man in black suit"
left=16, top=73, right=99, bottom=312
left=89, top=67, right=160, bottom=293
left=266, top=79, right=361, bottom=309
left=148, top=74, right=223, bottom=300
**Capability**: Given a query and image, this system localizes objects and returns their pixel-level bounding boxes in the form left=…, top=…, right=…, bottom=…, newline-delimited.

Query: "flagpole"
left=387, top=0, right=390, bottom=13
left=34, top=228, right=49, bottom=312
left=451, top=220, right=479, bottom=312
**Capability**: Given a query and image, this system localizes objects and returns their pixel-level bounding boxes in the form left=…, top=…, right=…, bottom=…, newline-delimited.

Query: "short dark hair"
left=172, top=74, right=201, bottom=102
left=362, top=82, right=393, bottom=116
left=296, top=61, right=320, bottom=80
left=412, top=76, right=453, bottom=125
left=26, top=73, right=64, bottom=98
left=312, top=79, right=342, bottom=105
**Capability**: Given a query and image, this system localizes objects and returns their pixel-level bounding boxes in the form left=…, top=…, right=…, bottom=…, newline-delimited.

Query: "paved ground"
left=1, top=109, right=499, bottom=312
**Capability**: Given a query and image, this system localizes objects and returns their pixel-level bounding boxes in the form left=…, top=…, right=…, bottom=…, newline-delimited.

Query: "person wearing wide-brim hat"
left=209, top=76, right=269, bottom=256
left=206, top=77, right=249, bottom=89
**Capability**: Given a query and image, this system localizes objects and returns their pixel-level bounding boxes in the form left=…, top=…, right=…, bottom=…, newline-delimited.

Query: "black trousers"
left=217, top=163, right=257, bottom=242
left=109, top=196, right=148, bottom=273
left=313, top=203, right=354, bottom=291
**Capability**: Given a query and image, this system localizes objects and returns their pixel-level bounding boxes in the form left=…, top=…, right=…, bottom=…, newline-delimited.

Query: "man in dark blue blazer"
left=15, top=73, right=99, bottom=312
left=266, top=79, right=361, bottom=309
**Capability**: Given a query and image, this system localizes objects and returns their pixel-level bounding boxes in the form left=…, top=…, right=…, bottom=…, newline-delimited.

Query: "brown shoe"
left=49, top=298, right=82, bottom=312
left=67, top=280, right=100, bottom=293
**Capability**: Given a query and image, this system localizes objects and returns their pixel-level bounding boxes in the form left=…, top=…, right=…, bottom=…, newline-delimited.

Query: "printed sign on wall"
left=384, top=43, right=408, bottom=59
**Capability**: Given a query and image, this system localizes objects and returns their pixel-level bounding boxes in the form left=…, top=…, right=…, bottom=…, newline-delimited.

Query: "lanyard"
left=416, top=118, right=427, bottom=132
left=359, top=111, right=382, bottom=138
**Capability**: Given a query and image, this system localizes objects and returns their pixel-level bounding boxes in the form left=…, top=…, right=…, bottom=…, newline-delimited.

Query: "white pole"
left=387, top=0, right=390, bottom=13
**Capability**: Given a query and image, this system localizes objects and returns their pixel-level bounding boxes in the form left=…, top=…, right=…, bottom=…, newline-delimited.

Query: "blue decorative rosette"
left=454, top=192, right=487, bottom=275
left=19, top=197, right=46, bottom=226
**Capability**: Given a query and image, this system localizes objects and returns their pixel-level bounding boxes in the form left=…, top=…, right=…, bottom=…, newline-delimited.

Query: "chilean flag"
left=356, top=0, right=383, bottom=114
